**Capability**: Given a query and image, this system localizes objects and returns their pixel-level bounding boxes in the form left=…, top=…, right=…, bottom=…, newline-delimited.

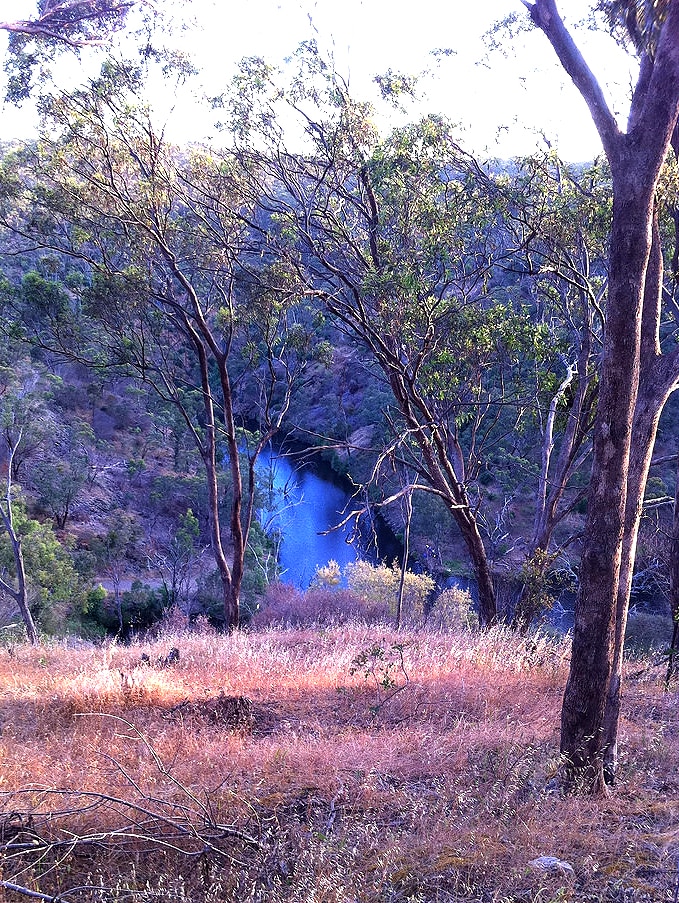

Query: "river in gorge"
left=253, top=447, right=583, bottom=631
left=255, top=445, right=374, bottom=588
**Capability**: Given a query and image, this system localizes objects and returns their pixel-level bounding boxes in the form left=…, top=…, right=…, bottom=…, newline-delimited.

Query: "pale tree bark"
left=0, top=433, right=38, bottom=645
left=602, top=211, right=679, bottom=777
left=260, top=146, right=500, bottom=627
left=395, top=474, right=413, bottom=630
left=160, top=260, right=242, bottom=632
left=524, top=0, right=679, bottom=790
left=666, top=455, right=679, bottom=688
left=531, top=303, right=596, bottom=558
left=384, top=363, right=498, bottom=626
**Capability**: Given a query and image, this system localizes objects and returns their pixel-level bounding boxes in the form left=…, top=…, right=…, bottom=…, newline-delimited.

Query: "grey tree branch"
left=522, top=0, right=621, bottom=159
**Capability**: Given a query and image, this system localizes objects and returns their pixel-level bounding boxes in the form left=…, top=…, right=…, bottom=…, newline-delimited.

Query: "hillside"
left=0, top=621, right=677, bottom=902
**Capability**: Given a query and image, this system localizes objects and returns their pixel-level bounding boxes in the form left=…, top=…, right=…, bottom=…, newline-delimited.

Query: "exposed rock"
left=335, top=424, right=375, bottom=461
left=528, top=855, right=575, bottom=876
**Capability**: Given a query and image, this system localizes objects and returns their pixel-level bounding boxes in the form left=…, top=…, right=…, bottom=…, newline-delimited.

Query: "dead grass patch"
left=0, top=624, right=677, bottom=901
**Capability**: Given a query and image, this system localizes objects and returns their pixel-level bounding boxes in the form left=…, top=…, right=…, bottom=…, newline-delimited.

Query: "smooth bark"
left=386, top=370, right=498, bottom=626
left=666, top=456, right=679, bottom=688
left=527, top=0, right=679, bottom=789
left=0, top=437, right=38, bottom=645
left=602, top=212, right=679, bottom=777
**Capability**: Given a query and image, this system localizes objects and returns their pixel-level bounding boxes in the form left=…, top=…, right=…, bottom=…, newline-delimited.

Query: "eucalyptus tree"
left=1, top=0, right=147, bottom=105
left=0, top=62, right=320, bottom=629
left=0, top=363, right=46, bottom=644
left=228, top=54, right=554, bottom=626
left=1, top=1, right=136, bottom=46
left=501, top=153, right=609, bottom=624
left=523, top=0, right=679, bottom=788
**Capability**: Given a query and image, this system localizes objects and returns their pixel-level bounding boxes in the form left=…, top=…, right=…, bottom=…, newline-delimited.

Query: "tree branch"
left=522, top=0, right=620, bottom=159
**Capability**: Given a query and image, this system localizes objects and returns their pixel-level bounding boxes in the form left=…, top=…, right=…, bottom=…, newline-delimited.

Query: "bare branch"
left=523, top=0, right=620, bottom=159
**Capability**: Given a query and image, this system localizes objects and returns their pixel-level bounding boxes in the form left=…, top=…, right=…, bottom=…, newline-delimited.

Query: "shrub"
left=512, top=549, right=557, bottom=630
left=250, top=581, right=388, bottom=627
left=70, top=583, right=108, bottom=638
left=0, top=500, right=87, bottom=634
left=345, top=560, right=435, bottom=623
left=313, top=559, right=342, bottom=588
left=624, top=608, right=673, bottom=654
left=427, top=586, right=479, bottom=631
left=85, top=581, right=169, bottom=639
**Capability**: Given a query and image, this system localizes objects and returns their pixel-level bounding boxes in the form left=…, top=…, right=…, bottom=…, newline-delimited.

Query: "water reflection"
left=256, top=446, right=358, bottom=588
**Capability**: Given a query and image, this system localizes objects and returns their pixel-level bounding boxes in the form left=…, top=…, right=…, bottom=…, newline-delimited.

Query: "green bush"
left=0, top=500, right=87, bottom=634
left=427, top=586, right=478, bottom=631
left=345, top=560, right=435, bottom=623
left=77, top=581, right=169, bottom=639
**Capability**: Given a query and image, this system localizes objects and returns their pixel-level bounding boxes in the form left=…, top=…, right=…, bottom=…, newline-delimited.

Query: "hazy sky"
left=2, top=0, right=638, bottom=162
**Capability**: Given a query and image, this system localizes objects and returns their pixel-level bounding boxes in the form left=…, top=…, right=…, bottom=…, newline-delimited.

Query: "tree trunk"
left=527, top=0, right=679, bottom=792
left=204, top=432, right=239, bottom=631
left=387, top=373, right=498, bottom=626
left=601, top=208, right=673, bottom=781
left=1, top=441, right=38, bottom=645
left=455, top=513, right=497, bottom=627
left=221, top=367, right=243, bottom=633
left=193, top=341, right=239, bottom=632
left=0, top=526, right=39, bottom=646
left=13, top=538, right=38, bottom=646
left=560, top=163, right=652, bottom=791
left=533, top=333, right=594, bottom=556
left=395, top=480, right=413, bottom=629
left=600, top=385, right=663, bottom=781
left=666, top=455, right=679, bottom=688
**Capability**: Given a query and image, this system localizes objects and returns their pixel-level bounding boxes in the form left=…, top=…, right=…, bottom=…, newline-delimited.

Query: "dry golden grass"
left=0, top=623, right=677, bottom=902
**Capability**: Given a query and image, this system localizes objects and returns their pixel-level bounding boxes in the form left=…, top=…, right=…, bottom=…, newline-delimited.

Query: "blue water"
left=256, top=447, right=358, bottom=587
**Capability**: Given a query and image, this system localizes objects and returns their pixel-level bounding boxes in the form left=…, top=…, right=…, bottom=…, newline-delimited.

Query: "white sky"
left=1, top=0, right=639, bottom=162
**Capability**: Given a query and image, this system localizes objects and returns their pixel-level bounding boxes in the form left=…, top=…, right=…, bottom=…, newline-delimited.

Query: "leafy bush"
left=0, top=500, right=87, bottom=634
left=119, top=581, right=169, bottom=635
left=624, top=608, right=673, bottom=655
left=312, top=559, right=342, bottom=588
left=512, top=550, right=557, bottom=630
left=427, top=586, right=479, bottom=631
left=345, top=560, right=435, bottom=623
left=69, top=583, right=108, bottom=638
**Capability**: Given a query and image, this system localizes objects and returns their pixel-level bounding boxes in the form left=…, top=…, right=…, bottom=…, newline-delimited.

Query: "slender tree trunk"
left=12, top=535, right=38, bottom=646
left=666, top=455, right=679, bottom=688
left=0, top=527, right=38, bottom=645
left=387, top=373, right=498, bottom=625
left=455, top=514, right=497, bottom=627
left=204, top=429, right=239, bottom=631
left=192, top=342, right=239, bottom=631
left=221, top=364, right=243, bottom=632
left=601, top=209, right=670, bottom=780
left=395, top=480, right=413, bottom=629
left=1, top=439, right=38, bottom=645
left=428, top=458, right=497, bottom=626
left=515, top=348, right=592, bottom=629
left=533, top=332, right=594, bottom=556
left=163, top=251, right=243, bottom=631
left=533, top=363, right=575, bottom=549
